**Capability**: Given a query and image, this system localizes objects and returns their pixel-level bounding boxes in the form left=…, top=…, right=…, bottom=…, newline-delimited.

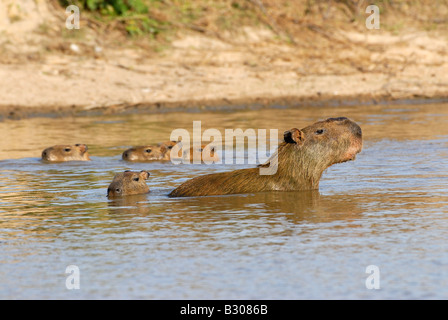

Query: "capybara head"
left=283, top=116, right=362, bottom=165
left=172, top=142, right=219, bottom=162
left=41, top=144, right=91, bottom=162
left=107, top=170, right=150, bottom=198
left=270, top=117, right=362, bottom=185
left=122, top=144, right=171, bottom=161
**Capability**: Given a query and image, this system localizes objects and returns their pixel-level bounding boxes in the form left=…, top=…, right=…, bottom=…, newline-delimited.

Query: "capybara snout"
left=41, top=144, right=91, bottom=162
left=328, top=117, right=362, bottom=138
left=107, top=170, right=150, bottom=198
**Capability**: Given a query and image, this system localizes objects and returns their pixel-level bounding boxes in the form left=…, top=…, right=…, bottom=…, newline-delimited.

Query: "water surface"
left=0, top=103, right=447, bottom=299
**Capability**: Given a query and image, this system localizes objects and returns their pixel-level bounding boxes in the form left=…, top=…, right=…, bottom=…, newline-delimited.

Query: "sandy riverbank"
left=0, top=1, right=447, bottom=120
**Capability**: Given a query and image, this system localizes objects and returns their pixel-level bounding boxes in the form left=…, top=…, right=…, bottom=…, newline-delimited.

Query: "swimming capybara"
left=174, top=142, right=218, bottom=162
left=122, top=144, right=171, bottom=161
left=41, top=144, right=91, bottom=162
left=107, top=170, right=150, bottom=198
left=169, top=117, right=362, bottom=197
left=122, top=141, right=219, bottom=162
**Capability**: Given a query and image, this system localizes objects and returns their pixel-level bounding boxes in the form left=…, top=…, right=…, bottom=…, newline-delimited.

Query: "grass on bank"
left=58, top=0, right=448, bottom=41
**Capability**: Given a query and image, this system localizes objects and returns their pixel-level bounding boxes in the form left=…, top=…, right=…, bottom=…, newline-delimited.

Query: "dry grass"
left=3, top=0, right=448, bottom=74
left=54, top=0, right=448, bottom=44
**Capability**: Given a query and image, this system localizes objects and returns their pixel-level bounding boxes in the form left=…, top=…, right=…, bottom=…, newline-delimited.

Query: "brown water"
left=0, top=103, right=447, bottom=299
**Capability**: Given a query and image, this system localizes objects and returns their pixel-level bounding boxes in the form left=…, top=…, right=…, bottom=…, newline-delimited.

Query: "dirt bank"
left=0, top=1, right=447, bottom=120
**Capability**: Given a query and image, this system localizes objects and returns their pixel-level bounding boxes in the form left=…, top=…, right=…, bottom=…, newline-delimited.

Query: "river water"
left=0, top=103, right=447, bottom=299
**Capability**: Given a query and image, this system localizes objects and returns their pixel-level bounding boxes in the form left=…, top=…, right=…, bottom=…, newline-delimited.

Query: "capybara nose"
left=107, top=187, right=121, bottom=197
left=123, top=151, right=128, bottom=159
left=353, top=123, right=362, bottom=138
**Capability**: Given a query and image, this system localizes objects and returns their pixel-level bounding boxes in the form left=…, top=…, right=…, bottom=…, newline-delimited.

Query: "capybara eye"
left=168, top=146, right=173, bottom=149
left=115, top=188, right=121, bottom=193
left=133, top=177, right=139, bottom=182
left=145, top=149, right=152, bottom=153
left=64, top=148, right=71, bottom=152
left=315, top=129, right=324, bottom=135
left=75, top=144, right=80, bottom=146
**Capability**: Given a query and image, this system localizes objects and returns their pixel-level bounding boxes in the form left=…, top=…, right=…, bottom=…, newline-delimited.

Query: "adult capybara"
left=122, top=141, right=218, bottom=162
left=169, top=117, right=362, bottom=197
left=107, top=170, right=150, bottom=198
left=41, top=144, right=91, bottom=162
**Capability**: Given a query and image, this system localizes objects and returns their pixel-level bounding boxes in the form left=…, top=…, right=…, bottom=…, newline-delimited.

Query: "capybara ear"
left=284, top=128, right=304, bottom=144
left=159, top=145, right=168, bottom=154
left=76, top=144, right=88, bottom=153
left=140, top=170, right=150, bottom=180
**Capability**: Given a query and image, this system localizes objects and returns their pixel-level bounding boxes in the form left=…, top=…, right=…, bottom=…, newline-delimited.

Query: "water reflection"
left=105, top=190, right=365, bottom=229
left=1, top=103, right=448, bottom=160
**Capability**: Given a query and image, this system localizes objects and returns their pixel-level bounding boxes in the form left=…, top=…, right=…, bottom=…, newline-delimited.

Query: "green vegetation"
left=62, top=0, right=150, bottom=15
left=58, top=0, right=447, bottom=39
left=60, top=0, right=164, bottom=36
left=58, top=0, right=278, bottom=38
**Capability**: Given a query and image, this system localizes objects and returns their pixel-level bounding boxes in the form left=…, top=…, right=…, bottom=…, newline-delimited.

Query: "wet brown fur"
left=122, top=141, right=219, bottom=162
left=107, top=170, right=150, bottom=198
left=41, top=144, right=91, bottom=162
left=169, top=117, right=362, bottom=197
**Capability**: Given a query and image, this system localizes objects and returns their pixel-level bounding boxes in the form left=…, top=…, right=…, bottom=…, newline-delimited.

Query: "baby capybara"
left=107, top=170, right=150, bottom=198
left=169, top=117, right=362, bottom=197
left=122, top=141, right=218, bottom=162
left=41, top=144, right=91, bottom=162
left=122, top=144, right=171, bottom=161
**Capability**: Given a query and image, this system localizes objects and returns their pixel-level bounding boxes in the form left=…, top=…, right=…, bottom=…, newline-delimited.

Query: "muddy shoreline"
left=2, top=27, right=447, bottom=121
left=2, top=94, right=448, bottom=121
